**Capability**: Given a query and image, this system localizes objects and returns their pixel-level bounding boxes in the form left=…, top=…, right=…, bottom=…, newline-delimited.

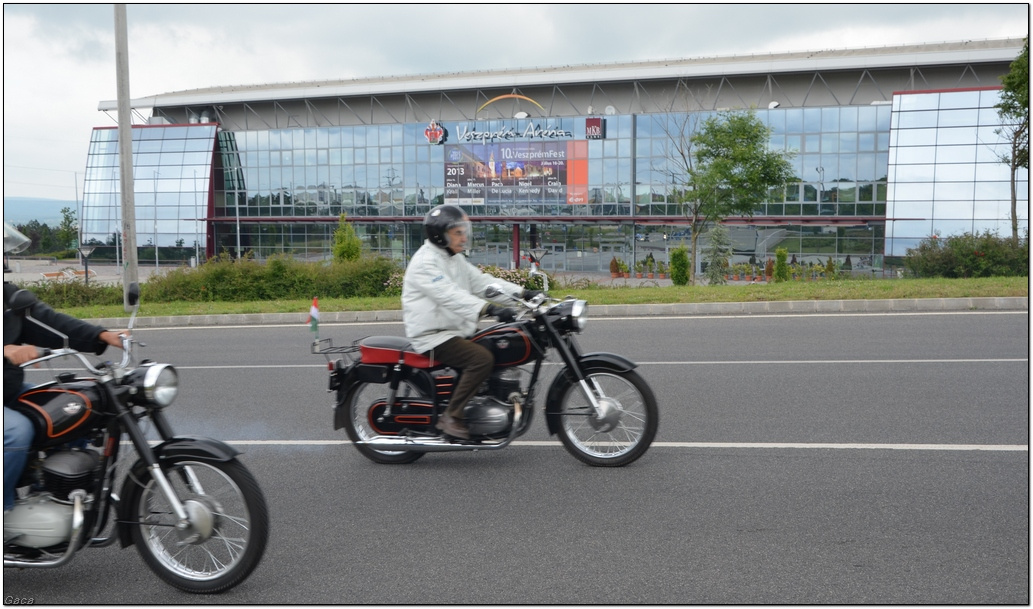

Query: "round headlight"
left=143, top=364, right=179, bottom=406
left=571, top=300, right=588, bottom=331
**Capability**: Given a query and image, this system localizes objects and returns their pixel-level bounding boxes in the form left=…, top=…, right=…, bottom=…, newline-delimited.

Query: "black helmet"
left=423, top=205, right=470, bottom=251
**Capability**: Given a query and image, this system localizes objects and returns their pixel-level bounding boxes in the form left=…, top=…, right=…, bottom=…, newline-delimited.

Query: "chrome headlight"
left=546, top=298, right=589, bottom=333
left=571, top=300, right=588, bottom=331
left=142, top=363, right=179, bottom=407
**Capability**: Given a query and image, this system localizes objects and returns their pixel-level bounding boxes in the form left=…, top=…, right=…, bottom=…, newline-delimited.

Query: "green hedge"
left=904, top=231, right=1029, bottom=278
left=18, top=254, right=403, bottom=308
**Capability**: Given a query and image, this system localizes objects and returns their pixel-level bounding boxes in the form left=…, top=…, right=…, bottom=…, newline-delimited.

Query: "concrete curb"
left=85, top=297, right=1028, bottom=329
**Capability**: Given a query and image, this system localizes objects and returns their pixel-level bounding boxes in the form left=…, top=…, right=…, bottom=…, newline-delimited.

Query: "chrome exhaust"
left=4, top=490, right=87, bottom=569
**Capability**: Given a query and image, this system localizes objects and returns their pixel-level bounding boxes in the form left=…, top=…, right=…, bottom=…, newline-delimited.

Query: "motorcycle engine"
left=3, top=449, right=99, bottom=549
left=487, top=368, right=524, bottom=405
left=41, top=449, right=100, bottom=501
left=463, top=369, right=527, bottom=436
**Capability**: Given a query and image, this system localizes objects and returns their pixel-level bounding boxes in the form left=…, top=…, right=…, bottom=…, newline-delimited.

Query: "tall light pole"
left=114, top=4, right=138, bottom=310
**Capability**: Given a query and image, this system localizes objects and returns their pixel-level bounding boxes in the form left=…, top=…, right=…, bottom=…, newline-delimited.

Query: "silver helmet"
left=4, top=222, right=30, bottom=255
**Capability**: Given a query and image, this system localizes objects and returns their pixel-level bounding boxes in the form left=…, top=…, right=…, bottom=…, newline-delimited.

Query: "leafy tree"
left=56, top=207, right=78, bottom=250
left=332, top=213, right=362, bottom=261
left=660, top=110, right=795, bottom=285
left=996, top=38, right=1029, bottom=245
left=701, top=223, right=731, bottom=285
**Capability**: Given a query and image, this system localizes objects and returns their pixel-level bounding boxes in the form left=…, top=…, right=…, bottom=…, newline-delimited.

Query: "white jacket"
left=402, top=240, right=524, bottom=354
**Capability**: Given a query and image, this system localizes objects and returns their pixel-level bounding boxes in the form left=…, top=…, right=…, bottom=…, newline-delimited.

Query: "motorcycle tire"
left=553, top=367, right=658, bottom=467
left=126, top=457, right=269, bottom=593
left=341, top=380, right=425, bottom=464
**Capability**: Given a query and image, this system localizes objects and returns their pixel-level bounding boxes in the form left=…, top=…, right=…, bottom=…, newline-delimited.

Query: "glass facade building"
left=886, top=87, right=1028, bottom=256
left=83, top=39, right=1027, bottom=273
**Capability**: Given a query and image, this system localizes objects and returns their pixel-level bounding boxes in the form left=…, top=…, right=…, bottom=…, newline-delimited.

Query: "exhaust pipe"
left=4, top=490, right=87, bottom=569
left=358, top=432, right=518, bottom=453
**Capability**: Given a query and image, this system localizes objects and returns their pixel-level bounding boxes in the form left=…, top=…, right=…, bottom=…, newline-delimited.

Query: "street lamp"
left=78, top=244, right=96, bottom=286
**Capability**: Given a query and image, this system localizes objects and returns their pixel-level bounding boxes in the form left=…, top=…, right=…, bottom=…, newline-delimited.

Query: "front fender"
left=543, top=352, right=637, bottom=436
left=117, top=436, right=241, bottom=547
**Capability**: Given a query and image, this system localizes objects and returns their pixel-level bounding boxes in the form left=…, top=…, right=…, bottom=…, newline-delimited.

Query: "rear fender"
left=543, top=353, right=637, bottom=436
left=117, top=436, right=241, bottom=547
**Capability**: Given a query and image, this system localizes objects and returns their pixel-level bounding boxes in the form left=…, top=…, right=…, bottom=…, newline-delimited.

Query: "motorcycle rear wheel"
left=128, top=457, right=269, bottom=593
left=554, top=368, right=658, bottom=467
left=341, top=381, right=425, bottom=464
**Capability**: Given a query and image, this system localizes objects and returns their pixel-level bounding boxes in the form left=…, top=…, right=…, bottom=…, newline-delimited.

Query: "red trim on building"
left=206, top=215, right=889, bottom=227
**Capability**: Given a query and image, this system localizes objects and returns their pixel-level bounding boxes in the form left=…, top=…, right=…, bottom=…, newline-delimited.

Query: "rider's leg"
left=432, top=337, right=494, bottom=422
left=4, top=405, right=34, bottom=511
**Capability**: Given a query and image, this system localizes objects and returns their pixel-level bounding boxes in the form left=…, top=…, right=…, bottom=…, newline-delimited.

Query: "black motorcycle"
left=313, top=270, right=658, bottom=467
left=4, top=283, right=269, bottom=594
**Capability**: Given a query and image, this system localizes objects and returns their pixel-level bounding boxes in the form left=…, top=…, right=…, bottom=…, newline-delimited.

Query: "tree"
left=661, top=110, right=795, bottom=285
left=995, top=37, right=1029, bottom=245
left=701, top=223, right=731, bottom=285
left=56, top=207, right=78, bottom=250
left=332, top=213, right=362, bottom=261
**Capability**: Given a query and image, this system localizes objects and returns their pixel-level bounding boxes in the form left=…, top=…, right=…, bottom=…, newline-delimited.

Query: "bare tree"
left=995, top=38, right=1029, bottom=245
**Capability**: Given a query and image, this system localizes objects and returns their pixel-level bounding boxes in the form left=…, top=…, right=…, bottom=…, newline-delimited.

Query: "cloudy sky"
left=2, top=3, right=1028, bottom=204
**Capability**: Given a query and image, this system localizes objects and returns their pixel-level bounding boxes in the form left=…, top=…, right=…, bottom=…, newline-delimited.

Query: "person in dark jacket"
left=3, top=223, right=124, bottom=513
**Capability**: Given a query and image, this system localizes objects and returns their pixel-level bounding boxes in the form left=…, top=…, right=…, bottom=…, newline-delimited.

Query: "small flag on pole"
left=307, top=297, right=319, bottom=336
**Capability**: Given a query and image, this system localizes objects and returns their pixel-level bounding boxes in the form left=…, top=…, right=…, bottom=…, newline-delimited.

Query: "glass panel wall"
left=886, top=88, right=1028, bottom=256
left=82, top=124, right=216, bottom=263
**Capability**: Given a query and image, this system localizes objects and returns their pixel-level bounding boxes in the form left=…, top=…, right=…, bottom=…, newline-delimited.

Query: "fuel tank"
left=472, top=323, right=534, bottom=368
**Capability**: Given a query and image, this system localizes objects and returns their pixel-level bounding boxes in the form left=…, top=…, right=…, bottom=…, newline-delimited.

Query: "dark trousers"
left=431, top=337, right=494, bottom=419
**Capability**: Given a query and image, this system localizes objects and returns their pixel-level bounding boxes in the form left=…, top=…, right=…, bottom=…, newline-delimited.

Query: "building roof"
left=99, top=37, right=1024, bottom=111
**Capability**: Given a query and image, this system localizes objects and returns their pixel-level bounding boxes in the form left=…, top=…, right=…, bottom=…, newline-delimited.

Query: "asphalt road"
left=5, top=311, right=1029, bottom=604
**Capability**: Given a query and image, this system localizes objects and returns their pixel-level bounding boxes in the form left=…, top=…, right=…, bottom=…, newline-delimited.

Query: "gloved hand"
left=485, top=304, right=517, bottom=323
left=521, top=289, right=543, bottom=300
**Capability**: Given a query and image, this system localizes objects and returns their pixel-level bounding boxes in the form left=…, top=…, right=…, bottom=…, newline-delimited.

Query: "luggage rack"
left=311, top=337, right=361, bottom=364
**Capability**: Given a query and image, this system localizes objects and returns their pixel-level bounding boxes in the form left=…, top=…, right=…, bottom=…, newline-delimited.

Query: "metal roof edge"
left=97, top=38, right=1025, bottom=111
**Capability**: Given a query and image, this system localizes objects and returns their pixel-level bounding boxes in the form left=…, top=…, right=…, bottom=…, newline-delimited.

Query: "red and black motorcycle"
left=313, top=275, right=658, bottom=467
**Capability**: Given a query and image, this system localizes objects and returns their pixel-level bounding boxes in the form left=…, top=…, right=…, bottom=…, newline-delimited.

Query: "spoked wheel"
left=554, top=367, right=658, bottom=467
left=341, top=381, right=425, bottom=464
left=128, top=458, right=269, bottom=593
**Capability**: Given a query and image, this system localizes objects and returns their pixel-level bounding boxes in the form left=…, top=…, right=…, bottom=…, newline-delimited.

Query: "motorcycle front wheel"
left=341, top=380, right=425, bottom=464
left=554, top=367, right=658, bottom=467
left=128, top=457, right=269, bottom=593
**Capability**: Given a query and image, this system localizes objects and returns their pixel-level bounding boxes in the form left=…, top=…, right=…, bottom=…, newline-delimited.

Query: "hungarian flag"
left=307, top=297, right=319, bottom=335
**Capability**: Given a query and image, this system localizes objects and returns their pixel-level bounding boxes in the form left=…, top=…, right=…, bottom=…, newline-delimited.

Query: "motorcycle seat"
left=359, top=336, right=441, bottom=369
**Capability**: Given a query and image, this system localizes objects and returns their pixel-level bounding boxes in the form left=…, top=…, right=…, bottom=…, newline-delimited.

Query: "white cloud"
left=2, top=3, right=1027, bottom=203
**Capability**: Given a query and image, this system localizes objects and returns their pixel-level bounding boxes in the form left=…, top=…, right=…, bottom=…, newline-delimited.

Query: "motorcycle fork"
left=546, top=326, right=607, bottom=416
left=118, top=400, right=192, bottom=527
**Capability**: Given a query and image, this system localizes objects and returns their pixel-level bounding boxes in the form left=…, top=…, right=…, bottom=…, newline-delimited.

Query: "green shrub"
left=905, top=230, right=1029, bottom=278
left=139, top=254, right=401, bottom=302
left=669, top=246, right=689, bottom=286
left=17, top=279, right=125, bottom=309
left=332, top=214, right=363, bottom=262
left=773, top=247, right=790, bottom=282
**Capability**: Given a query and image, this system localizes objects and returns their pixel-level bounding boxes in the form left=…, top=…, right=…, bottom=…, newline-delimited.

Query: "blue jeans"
left=5, top=390, right=35, bottom=511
